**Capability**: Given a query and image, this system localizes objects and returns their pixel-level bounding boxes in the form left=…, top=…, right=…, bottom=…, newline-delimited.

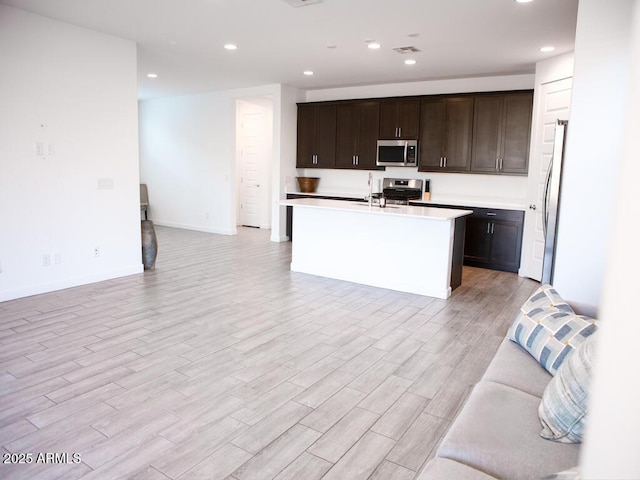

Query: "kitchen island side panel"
left=289, top=206, right=455, bottom=299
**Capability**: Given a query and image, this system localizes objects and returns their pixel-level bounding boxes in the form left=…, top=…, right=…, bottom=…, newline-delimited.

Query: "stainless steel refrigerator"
left=541, top=119, right=568, bottom=284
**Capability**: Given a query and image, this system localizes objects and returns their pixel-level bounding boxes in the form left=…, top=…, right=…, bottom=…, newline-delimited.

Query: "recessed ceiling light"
left=303, top=70, right=314, bottom=76
left=407, top=33, right=420, bottom=38
left=224, top=44, right=238, bottom=50
left=147, top=73, right=158, bottom=78
left=540, top=46, right=555, bottom=52
left=368, top=42, right=381, bottom=50
left=326, top=44, right=337, bottom=49
left=404, top=59, right=417, bottom=65
left=515, top=0, right=534, bottom=3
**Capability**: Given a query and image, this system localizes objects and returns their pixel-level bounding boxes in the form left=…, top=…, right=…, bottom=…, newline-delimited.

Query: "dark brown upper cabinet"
left=418, top=96, right=474, bottom=173
left=471, top=92, right=533, bottom=175
left=379, top=98, right=420, bottom=139
left=296, top=103, right=336, bottom=168
left=335, top=100, right=381, bottom=170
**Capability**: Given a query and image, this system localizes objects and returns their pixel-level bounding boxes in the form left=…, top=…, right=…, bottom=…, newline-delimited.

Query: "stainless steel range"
left=382, top=178, right=423, bottom=205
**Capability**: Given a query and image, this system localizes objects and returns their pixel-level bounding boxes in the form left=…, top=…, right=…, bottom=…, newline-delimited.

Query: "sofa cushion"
left=541, top=466, right=581, bottom=479
left=539, top=333, right=596, bottom=443
left=482, top=337, right=552, bottom=398
left=416, top=458, right=498, bottom=480
left=507, top=284, right=597, bottom=375
left=436, top=381, right=580, bottom=479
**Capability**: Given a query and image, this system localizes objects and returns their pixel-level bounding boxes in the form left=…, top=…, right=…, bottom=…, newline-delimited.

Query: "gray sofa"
left=417, top=337, right=581, bottom=479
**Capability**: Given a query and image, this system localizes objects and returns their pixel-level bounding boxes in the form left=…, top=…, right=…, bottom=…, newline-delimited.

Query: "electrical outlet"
left=42, top=254, right=50, bottom=267
left=93, top=247, right=100, bottom=258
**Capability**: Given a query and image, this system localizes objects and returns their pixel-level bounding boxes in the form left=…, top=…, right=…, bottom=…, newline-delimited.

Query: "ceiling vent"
left=283, top=0, right=323, bottom=7
left=392, top=46, right=421, bottom=54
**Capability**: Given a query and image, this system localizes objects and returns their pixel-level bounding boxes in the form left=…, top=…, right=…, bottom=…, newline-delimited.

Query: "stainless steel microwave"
left=376, top=140, right=418, bottom=167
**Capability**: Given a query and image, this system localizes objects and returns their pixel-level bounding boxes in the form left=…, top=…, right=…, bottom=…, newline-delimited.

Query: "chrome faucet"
left=368, top=172, right=373, bottom=207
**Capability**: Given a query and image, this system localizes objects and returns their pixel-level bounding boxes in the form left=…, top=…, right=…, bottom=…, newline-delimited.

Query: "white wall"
left=0, top=5, right=142, bottom=302
left=139, top=84, right=302, bottom=240
left=552, top=0, right=632, bottom=311
left=273, top=85, right=305, bottom=241
left=298, top=74, right=534, bottom=207
left=139, top=92, right=237, bottom=235
left=581, top=2, right=640, bottom=478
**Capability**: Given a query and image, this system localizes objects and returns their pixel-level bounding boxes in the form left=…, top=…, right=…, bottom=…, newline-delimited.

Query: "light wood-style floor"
left=0, top=226, right=539, bottom=480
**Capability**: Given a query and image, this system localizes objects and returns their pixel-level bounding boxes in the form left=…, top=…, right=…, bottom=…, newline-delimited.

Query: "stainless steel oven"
left=382, top=178, right=423, bottom=204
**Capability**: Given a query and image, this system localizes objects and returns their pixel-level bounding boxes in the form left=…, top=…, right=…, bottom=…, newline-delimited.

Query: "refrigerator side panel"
left=541, top=120, right=568, bottom=285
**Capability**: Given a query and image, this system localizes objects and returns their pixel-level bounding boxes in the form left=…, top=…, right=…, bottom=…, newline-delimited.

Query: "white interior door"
left=520, top=77, right=572, bottom=280
left=239, top=111, right=267, bottom=228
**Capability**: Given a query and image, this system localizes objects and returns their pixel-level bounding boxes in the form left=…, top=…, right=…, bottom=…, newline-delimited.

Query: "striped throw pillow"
left=538, top=332, right=596, bottom=443
left=507, top=284, right=597, bottom=375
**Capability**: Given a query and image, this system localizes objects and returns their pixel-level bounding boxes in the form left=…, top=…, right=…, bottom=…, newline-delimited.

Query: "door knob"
left=529, top=204, right=537, bottom=210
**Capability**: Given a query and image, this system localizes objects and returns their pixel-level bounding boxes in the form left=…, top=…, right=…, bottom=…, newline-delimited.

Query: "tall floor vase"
left=141, top=220, right=158, bottom=270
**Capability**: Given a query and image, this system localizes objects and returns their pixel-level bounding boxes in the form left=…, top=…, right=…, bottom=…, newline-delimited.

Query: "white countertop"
left=411, top=195, right=526, bottom=211
left=281, top=197, right=473, bottom=220
left=287, top=191, right=526, bottom=211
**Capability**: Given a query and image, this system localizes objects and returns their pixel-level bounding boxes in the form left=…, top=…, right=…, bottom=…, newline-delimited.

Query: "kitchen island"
left=281, top=198, right=472, bottom=299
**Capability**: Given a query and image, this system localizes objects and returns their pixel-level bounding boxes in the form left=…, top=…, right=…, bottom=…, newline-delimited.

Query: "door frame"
left=519, top=77, right=572, bottom=280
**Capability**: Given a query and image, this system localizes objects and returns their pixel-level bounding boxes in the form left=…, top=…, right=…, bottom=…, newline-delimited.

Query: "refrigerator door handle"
left=543, top=158, right=553, bottom=238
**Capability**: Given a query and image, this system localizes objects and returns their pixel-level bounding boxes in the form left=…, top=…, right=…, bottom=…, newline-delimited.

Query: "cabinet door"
left=379, top=99, right=420, bottom=139
left=490, top=221, right=523, bottom=270
left=355, top=101, right=381, bottom=170
left=419, top=97, right=473, bottom=172
left=471, top=95, right=503, bottom=173
left=464, top=218, right=492, bottom=263
left=296, top=104, right=317, bottom=168
left=336, top=102, right=380, bottom=170
left=296, top=104, right=336, bottom=168
left=471, top=92, right=533, bottom=175
left=335, top=103, right=360, bottom=168
left=442, top=97, right=474, bottom=172
left=418, top=99, right=445, bottom=170
left=500, top=93, right=533, bottom=174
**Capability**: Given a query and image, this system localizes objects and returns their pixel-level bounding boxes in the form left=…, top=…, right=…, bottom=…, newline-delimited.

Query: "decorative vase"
left=296, top=176, right=320, bottom=193
left=141, top=220, right=158, bottom=270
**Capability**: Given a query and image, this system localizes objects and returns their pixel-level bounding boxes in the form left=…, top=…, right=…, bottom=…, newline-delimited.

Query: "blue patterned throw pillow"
left=507, top=284, right=597, bottom=375
left=539, top=333, right=596, bottom=443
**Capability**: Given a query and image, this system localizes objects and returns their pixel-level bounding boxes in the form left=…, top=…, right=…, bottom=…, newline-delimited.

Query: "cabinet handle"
left=495, top=158, right=499, bottom=170
left=486, top=212, right=497, bottom=216
left=356, top=155, right=359, bottom=165
left=491, top=223, right=495, bottom=234
left=439, top=157, right=442, bottom=168
left=398, top=127, right=402, bottom=137
left=443, top=157, right=447, bottom=168
left=487, top=223, right=491, bottom=234
left=500, top=158, right=503, bottom=170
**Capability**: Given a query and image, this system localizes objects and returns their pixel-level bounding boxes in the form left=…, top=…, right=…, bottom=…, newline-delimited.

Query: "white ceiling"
left=1, top=0, right=579, bottom=100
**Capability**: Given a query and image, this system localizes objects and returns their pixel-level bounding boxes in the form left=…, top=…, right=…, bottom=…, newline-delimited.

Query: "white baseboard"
left=151, top=220, right=236, bottom=236
left=0, top=264, right=144, bottom=303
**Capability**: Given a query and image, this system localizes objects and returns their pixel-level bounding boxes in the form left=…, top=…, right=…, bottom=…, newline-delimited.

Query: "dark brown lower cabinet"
left=463, top=209, right=524, bottom=273
left=410, top=202, right=525, bottom=273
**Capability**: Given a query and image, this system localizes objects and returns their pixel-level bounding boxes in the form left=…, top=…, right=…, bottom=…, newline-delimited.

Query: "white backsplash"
left=294, top=167, right=528, bottom=209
